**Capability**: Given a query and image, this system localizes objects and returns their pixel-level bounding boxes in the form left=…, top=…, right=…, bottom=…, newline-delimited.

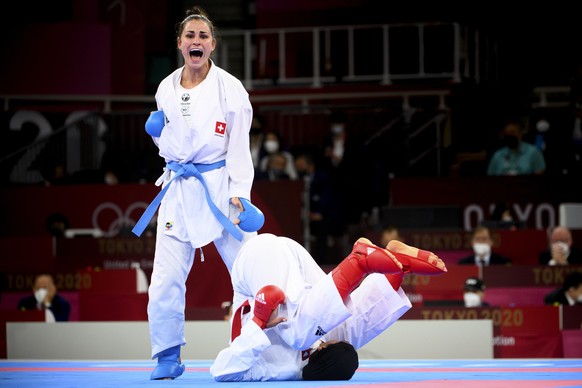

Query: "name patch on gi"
left=215, top=121, right=226, bottom=136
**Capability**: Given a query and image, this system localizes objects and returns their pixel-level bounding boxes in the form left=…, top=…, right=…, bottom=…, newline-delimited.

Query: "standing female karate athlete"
left=134, top=6, right=258, bottom=379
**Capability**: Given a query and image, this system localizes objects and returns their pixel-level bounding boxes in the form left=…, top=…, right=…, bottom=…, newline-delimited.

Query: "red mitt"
left=252, top=285, right=286, bottom=329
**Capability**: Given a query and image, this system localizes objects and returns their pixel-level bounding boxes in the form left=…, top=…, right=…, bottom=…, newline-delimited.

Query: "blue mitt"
left=238, top=198, right=265, bottom=232
left=145, top=110, right=165, bottom=137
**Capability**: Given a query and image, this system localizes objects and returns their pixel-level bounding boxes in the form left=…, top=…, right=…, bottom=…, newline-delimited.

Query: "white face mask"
left=536, top=119, right=550, bottom=132
left=473, top=243, right=491, bottom=257
left=464, top=292, right=481, bottom=308
left=552, top=241, right=570, bottom=256
left=264, top=140, right=279, bottom=154
left=331, top=123, right=344, bottom=135
left=34, top=288, right=47, bottom=304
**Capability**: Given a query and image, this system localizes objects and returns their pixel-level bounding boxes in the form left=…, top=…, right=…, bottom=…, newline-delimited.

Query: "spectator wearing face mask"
left=486, top=119, right=546, bottom=176
left=539, top=226, right=582, bottom=266
left=321, top=110, right=367, bottom=228
left=294, top=153, right=343, bottom=264
left=544, top=271, right=582, bottom=306
left=258, top=131, right=298, bottom=180
left=249, top=113, right=265, bottom=170
left=323, top=112, right=348, bottom=170
left=457, top=226, right=512, bottom=266
left=257, top=152, right=292, bottom=181
left=18, top=274, right=70, bottom=322
left=463, top=277, right=490, bottom=308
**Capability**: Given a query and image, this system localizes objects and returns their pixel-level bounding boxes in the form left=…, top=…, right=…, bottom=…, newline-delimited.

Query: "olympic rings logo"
left=91, top=201, right=150, bottom=238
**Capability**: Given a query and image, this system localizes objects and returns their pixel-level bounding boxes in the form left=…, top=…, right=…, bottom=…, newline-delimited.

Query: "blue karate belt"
left=132, top=160, right=243, bottom=241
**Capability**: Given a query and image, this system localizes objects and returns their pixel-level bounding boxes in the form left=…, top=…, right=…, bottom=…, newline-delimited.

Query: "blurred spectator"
left=533, top=116, right=550, bottom=153
left=539, top=226, right=582, bottom=266
left=563, top=64, right=582, bottom=176
left=295, top=152, right=343, bottom=264
left=458, top=225, right=511, bottom=266
left=380, top=225, right=403, bottom=247
left=249, top=113, right=265, bottom=170
left=221, top=301, right=233, bottom=321
left=463, top=277, right=490, bottom=308
left=259, top=131, right=298, bottom=180
left=323, top=111, right=348, bottom=170
left=18, top=274, right=70, bottom=322
left=45, top=213, right=69, bottom=237
left=257, top=151, right=292, bottom=181
left=322, top=111, right=367, bottom=227
left=485, top=202, right=523, bottom=230
left=40, top=160, right=67, bottom=186
left=487, top=119, right=546, bottom=176
left=544, top=271, right=582, bottom=306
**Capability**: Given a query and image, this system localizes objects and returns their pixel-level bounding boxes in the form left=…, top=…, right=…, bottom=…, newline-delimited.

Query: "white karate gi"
left=209, top=233, right=412, bottom=381
left=148, top=61, right=256, bottom=358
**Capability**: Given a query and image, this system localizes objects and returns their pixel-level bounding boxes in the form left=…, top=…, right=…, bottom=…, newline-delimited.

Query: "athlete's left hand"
left=230, top=197, right=244, bottom=225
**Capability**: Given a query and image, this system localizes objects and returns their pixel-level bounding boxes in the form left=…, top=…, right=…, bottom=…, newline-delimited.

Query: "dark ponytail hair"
left=176, top=6, right=216, bottom=38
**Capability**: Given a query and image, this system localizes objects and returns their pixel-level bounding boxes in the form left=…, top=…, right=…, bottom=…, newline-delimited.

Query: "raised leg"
left=385, top=272, right=404, bottom=290
left=386, top=240, right=447, bottom=275
left=332, top=238, right=403, bottom=300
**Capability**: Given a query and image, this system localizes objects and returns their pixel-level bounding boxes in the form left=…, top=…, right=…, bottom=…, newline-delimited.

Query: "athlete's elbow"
left=212, top=373, right=244, bottom=382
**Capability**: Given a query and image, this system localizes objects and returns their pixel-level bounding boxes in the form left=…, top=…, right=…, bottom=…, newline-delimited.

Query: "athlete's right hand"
left=252, top=285, right=286, bottom=329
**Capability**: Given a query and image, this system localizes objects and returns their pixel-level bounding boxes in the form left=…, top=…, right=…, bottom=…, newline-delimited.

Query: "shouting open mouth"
left=189, top=48, right=203, bottom=58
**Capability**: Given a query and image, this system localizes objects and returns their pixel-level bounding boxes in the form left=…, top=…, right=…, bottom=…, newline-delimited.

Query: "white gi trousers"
left=148, top=224, right=255, bottom=359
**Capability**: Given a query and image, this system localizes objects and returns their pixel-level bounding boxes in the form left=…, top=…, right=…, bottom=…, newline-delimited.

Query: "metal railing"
left=206, top=22, right=465, bottom=90
left=531, top=86, right=572, bottom=108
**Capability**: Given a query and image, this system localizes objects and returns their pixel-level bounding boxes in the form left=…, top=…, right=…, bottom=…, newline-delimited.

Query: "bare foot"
left=355, top=237, right=374, bottom=245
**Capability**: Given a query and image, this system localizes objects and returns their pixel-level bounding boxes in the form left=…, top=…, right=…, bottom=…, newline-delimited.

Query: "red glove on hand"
left=252, top=285, right=286, bottom=329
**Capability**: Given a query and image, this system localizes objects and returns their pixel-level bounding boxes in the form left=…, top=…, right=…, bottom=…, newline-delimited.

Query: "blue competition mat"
left=1, top=359, right=581, bottom=387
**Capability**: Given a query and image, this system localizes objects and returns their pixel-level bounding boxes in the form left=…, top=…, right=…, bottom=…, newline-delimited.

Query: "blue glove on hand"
left=145, top=110, right=165, bottom=137
left=238, top=198, right=265, bottom=232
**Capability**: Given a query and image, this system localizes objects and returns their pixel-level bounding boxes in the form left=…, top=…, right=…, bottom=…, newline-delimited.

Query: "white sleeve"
left=209, top=321, right=271, bottom=382
left=225, top=86, right=254, bottom=200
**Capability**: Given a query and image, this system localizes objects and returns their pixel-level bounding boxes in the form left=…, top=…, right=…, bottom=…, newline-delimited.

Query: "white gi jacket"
left=152, top=61, right=254, bottom=248
left=209, top=233, right=412, bottom=381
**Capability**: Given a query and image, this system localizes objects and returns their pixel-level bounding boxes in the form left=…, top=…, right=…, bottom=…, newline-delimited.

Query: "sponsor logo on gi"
left=165, top=221, right=173, bottom=230
left=315, top=326, right=327, bottom=336
left=181, top=93, right=190, bottom=102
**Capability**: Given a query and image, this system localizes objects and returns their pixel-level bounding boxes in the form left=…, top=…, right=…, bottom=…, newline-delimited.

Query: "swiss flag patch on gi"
left=215, top=121, right=227, bottom=136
